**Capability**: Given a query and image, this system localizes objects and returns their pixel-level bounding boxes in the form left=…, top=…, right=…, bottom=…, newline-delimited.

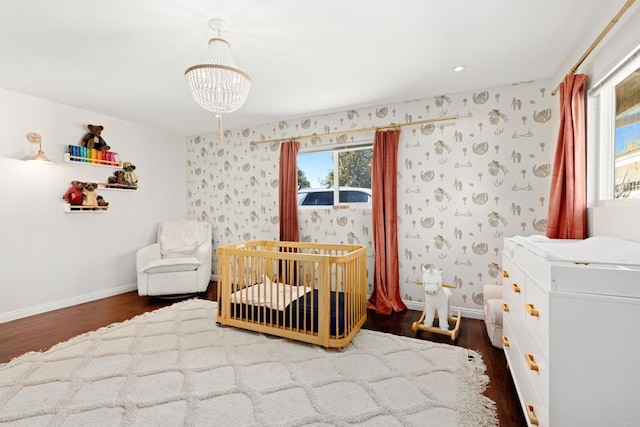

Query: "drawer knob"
left=502, top=336, right=510, bottom=347
left=526, top=303, right=539, bottom=317
left=525, top=352, right=539, bottom=371
left=502, top=270, right=510, bottom=278
left=526, top=404, right=540, bottom=425
left=502, top=302, right=509, bottom=312
left=511, top=283, right=521, bottom=293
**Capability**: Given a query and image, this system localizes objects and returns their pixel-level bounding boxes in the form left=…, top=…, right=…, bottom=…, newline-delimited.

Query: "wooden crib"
left=217, top=241, right=367, bottom=349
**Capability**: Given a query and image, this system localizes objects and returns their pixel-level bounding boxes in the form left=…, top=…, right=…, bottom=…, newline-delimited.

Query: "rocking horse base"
left=411, top=309, right=462, bottom=341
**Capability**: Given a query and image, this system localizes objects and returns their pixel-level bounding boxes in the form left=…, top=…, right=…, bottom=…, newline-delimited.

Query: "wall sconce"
left=26, top=132, right=53, bottom=164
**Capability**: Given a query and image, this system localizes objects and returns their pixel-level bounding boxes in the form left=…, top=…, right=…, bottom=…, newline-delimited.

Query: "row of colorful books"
left=68, top=145, right=120, bottom=166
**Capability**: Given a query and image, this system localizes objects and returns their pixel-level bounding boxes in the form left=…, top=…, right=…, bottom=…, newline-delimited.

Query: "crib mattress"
left=229, top=289, right=347, bottom=336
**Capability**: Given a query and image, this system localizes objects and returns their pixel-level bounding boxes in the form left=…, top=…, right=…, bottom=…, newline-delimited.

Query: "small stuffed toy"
left=107, top=170, right=126, bottom=187
left=81, top=124, right=110, bottom=151
left=82, top=182, right=99, bottom=207
left=96, top=195, right=109, bottom=208
left=122, top=161, right=138, bottom=187
left=62, top=181, right=84, bottom=205
left=421, top=266, right=452, bottom=331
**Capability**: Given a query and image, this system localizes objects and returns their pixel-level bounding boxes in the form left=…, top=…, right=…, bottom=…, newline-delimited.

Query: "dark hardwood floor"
left=0, top=282, right=526, bottom=426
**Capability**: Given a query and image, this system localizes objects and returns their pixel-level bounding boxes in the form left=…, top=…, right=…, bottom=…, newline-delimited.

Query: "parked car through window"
left=297, top=187, right=372, bottom=206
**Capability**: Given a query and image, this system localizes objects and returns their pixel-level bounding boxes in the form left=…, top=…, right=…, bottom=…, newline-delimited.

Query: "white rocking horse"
left=421, top=266, right=451, bottom=331
left=411, top=265, right=462, bottom=341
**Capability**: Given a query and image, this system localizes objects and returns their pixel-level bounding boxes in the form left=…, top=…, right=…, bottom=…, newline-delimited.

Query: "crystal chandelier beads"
left=185, top=19, right=251, bottom=138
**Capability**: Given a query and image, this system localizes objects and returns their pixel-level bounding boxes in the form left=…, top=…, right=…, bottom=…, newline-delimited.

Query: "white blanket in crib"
left=230, top=278, right=313, bottom=311
left=512, top=235, right=640, bottom=266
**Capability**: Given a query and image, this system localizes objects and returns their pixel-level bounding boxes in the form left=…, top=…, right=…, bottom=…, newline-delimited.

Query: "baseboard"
left=2, top=286, right=485, bottom=324
left=403, top=299, right=485, bottom=320
left=0, top=283, right=138, bottom=323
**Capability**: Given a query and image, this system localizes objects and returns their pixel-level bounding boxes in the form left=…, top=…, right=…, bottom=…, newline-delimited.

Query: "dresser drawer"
left=503, top=322, right=548, bottom=427
left=518, top=325, right=548, bottom=412
left=523, top=276, right=549, bottom=355
left=512, top=243, right=552, bottom=291
left=502, top=254, right=526, bottom=325
left=502, top=260, right=526, bottom=306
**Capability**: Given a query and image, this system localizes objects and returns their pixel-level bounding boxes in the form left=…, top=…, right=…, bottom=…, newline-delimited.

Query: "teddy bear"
left=96, top=195, right=109, bottom=208
left=122, top=161, right=138, bottom=187
left=421, top=265, right=452, bottom=331
left=62, top=180, right=84, bottom=205
left=107, top=170, right=126, bottom=187
left=82, top=182, right=99, bottom=208
left=81, top=124, right=110, bottom=151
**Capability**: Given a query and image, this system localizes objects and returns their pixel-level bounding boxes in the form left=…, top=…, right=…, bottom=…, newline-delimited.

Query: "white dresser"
left=501, top=237, right=640, bottom=427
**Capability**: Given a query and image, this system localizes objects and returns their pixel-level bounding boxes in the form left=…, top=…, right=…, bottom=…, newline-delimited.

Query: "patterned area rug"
left=0, top=299, right=497, bottom=426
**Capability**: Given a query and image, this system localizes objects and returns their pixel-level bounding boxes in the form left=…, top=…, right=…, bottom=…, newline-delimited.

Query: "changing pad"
left=512, top=235, right=640, bottom=266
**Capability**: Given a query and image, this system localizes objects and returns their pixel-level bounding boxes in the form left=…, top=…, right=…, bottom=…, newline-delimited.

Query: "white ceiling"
left=0, top=1, right=631, bottom=137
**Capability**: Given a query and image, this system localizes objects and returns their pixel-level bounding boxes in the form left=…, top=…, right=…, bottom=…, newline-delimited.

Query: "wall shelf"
left=98, top=182, right=138, bottom=191
left=64, top=205, right=109, bottom=213
left=62, top=146, right=136, bottom=212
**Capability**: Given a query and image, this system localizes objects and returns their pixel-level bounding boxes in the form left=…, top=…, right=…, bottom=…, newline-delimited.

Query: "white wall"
left=551, top=2, right=640, bottom=89
left=0, top=88, right=188, bottom=322
left=553, top=2, right=640, bottom=239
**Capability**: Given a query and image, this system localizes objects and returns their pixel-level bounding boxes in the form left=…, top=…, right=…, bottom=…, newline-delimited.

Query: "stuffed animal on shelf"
left=62, top=180, right=85, bottom=205
left=107, top=170, right=126, bottom=187
left=81, top=124, right=110, bottom=151
left=122, top=161, right=138, bottom=187
left=96, top=195, right=109, bottom=208
left=82, top=182, right=99, bottom=207
left=421, top=265, right=452, bottom=331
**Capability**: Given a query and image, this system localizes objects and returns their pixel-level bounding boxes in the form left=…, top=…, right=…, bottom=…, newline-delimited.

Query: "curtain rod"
left=251, top=116, right=456, bottom=144
left=552, top=0, right=637, bottom=95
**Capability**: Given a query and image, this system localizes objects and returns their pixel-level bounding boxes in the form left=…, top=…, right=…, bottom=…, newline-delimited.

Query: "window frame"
left=591, top=48, right=640, bottom=207
left=297, top=141, right=373, bottom=209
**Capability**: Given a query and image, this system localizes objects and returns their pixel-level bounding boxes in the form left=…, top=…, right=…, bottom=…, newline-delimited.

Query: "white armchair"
left=136, top=220, right=212, bottom=296
left=483, top=284, right=504, bottom=348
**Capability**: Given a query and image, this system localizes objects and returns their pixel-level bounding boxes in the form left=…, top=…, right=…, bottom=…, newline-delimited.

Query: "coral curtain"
left=368, top=129, right=406, bottom=314
left=279, top=141, right=300, bottom=242
left=547, top=74, right=588, bottom=239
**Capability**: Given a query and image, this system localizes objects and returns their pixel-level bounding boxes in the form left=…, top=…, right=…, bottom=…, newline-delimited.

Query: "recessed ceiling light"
left=453, top=65, right=465, bottom=72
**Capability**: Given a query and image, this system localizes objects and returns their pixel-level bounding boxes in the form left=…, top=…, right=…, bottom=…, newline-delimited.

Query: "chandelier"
left=185, top=18, right=251, bottom=140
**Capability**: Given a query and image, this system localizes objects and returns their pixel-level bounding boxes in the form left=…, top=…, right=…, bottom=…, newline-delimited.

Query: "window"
left=613, top=70, right=640, bottom=198
left=593, top=50, right=640, bottom=203
left=297, top=143, right=373, bottom=207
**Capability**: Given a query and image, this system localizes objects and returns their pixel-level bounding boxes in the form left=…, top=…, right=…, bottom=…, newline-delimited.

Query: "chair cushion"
left=159, top=220, right=202, bottom=255
left=484, top=298, right=503, bottom=327
left=140, top=257, right=202, bottom=274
